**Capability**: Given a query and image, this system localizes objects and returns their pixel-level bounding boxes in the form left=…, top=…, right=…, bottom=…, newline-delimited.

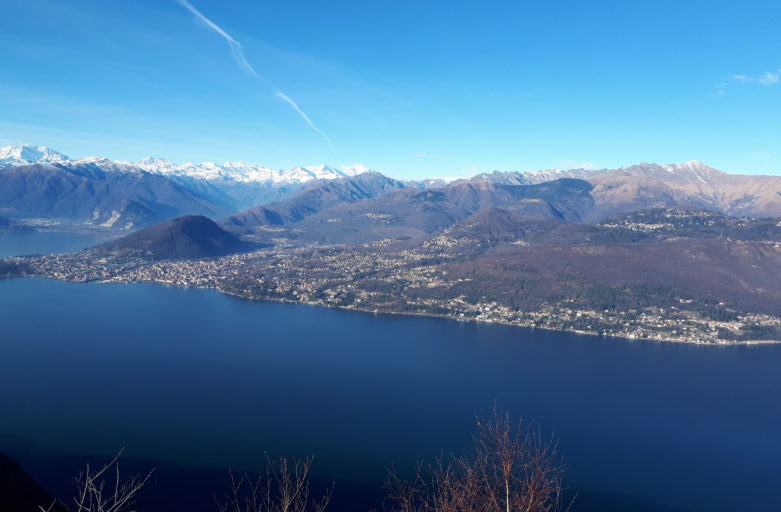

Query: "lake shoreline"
left=15, top=272, right=778, bottom=347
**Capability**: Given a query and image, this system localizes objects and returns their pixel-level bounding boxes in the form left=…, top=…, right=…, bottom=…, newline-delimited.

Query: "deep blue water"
left=1, top=232, right=780, bottom=512
left=0, top=229, right=110, bottom=257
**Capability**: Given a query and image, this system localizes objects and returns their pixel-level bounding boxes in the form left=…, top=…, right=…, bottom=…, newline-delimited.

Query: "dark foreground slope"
left=0, top=453, right=66, bottom=512
left=100, top=215, right=250, bottom=260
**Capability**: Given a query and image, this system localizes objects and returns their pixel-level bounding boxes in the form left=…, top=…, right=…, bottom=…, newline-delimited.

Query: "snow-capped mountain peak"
left=340, top=164, right=372, bottom=177
left=137, top=156, right=174, bottom=168
left=0, top=145, right=379, bottom=189
left=469, top=167, right=603, bottom=186
left=618, top=161, right=724, bottom=185
left=0, top=145, right=70, bottom=167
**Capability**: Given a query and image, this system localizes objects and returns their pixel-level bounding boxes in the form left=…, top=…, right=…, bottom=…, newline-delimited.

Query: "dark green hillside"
left=101, top=215, right=249, bottom=260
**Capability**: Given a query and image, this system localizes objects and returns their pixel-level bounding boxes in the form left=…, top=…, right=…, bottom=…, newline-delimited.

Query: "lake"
left=0, top=229, right=111, bottom=258
left=1, top=231, right=780, bottom=512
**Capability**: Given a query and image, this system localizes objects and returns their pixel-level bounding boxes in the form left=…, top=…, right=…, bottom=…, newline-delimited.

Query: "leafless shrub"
left=386, top=409, right=568, bottom=512
left=39, top=450, right=153, bottom=512
left=215, top=456, right=332, bottom=512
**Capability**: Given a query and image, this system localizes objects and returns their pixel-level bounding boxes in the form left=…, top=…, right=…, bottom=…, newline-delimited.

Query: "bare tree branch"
left=48, top=450, right=154, bottom=512
left=215, top=455, right=332, bottom=512
left=385, top=409, right=568, bottom=512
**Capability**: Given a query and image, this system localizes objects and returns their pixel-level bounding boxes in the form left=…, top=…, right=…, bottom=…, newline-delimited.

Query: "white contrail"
left=176, top=0, right=261, bottom=79
left=176, top=0, right=334, bottom=150
left=275, top=91, right=334, bottom=151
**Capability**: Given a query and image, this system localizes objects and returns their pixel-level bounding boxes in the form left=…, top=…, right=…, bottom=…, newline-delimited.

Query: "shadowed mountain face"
left=433, top=237, right=781, bottom=319
left=222, top=171, right=408, bottom=232
left=413, top=207, right=781, bottom=322
left=87, top=199, right=162, bottom=230
left=0, top=163, right=231, bottom=220
left=439, top=208, right=564, bottom=241
left=422, top=207, right=781, bottom=253
left=418, top=208, right=565, bottom=254
left=587, top=161, right=781, bottom=220
left=257, top=178, right=594, bottom=245
left=100, top=215, right=248, bottom=260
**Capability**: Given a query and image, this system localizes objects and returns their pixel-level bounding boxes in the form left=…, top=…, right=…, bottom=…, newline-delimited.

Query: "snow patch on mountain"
left=111, top=157, right=369, bottom=185
left=618, top=161, right=725, bottom=186
left=0, top=145, right=69, bottom=167
left=0, top=145, right=375, bottom=187
left=109, top=157, right=372, bottom=186
left=469, top=167, right=604, bottom=186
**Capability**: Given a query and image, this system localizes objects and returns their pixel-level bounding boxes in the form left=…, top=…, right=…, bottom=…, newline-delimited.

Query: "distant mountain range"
left=458, top=161, right=781, bottom=219
left=0, top=145, right=374, bottom=218
left=588, top=161, right=781, bottom=219
left=0, top=145, right=365, bottom=186
left=2, top=145, right=781, bottom=235
left=221, top=162, right=781, bottom=247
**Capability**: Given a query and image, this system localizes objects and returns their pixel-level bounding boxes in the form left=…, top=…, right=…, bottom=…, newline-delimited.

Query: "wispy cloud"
left=729, top=70, right=780, bottom=85
left=715, top=66, right=781, bottom=95
left=758, top=71, right=780, bottom=85
left=712, top=81, right=728, bottom=97
left=176, top=0, right=334, bottom=150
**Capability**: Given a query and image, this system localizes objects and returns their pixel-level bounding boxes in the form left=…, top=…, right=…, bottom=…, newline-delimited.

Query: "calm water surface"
left=1, top=232, right=779, bottom=512
left=0, top=229, right=110, bottom=257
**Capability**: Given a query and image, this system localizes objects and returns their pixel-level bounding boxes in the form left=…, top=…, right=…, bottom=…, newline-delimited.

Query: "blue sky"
left=1, top=0, right=780, bottom=179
